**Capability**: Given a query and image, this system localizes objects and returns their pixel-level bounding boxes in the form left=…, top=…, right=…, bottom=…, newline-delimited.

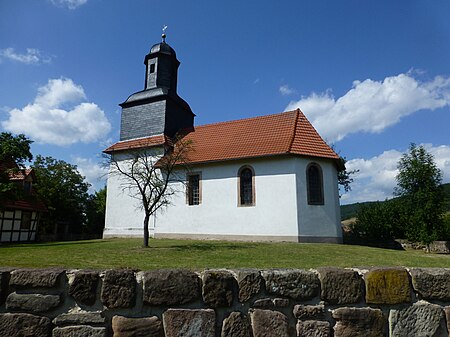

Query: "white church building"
left=104, top=37, right=344, bottom=243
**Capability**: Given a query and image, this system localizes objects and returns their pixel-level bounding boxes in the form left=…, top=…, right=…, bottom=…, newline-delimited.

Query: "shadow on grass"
left=0, top=239, right=110, bottom=249
left=343, top=239, right=405, bottom=251
left=141, top=242, right=259, bottom=251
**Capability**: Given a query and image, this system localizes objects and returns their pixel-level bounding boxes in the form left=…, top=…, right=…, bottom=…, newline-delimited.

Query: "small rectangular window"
left=149, top=63, right=156, bottom=74
left=187, top=173, right=201, bottom=205
left=21, top=211, right=32, bottom=230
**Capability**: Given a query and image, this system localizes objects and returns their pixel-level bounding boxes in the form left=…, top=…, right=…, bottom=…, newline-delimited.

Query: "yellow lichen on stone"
left=365, top=268, right=411, bottom=304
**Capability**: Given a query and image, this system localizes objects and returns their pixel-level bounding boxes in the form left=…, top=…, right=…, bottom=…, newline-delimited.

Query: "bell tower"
left=144, top=33, right=179, bottom=92
left=119, top=34, right=195, bottom=141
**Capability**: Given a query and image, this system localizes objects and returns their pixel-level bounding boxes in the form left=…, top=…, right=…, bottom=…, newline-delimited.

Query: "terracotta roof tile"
left=0, top=159, right=34, bottom=181
left=289, top=111, right=340, bottom=159
left=104, top=109, right=340, bottom=164
left=182, top=111, right=294, bottom=163
left=104, top=135, right=168, bottom=153
left=0, top=160, right=47, bottom=212
left=181, top=109, right=339, bottom=164
left=9, top=168, right=33, bottom=181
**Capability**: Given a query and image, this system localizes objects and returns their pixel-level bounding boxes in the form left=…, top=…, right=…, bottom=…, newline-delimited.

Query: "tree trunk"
left=143, top=213, right=150, bottom=247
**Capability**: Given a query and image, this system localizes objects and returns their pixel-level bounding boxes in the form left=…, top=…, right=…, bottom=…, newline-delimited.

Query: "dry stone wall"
left=0, top=267, right=449, bottom=337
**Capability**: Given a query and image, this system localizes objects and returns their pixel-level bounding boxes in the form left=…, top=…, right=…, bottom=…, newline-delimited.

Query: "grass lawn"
left=0, top=238, right=449, bottom=270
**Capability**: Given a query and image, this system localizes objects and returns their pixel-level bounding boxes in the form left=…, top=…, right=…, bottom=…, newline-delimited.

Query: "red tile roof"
left=104, top=135, right=168, bottom=153
left=104, top=109, right=341, bottom=165
left=0, top=162, right=47, bottom=212
left=0, top=159, right=34, bottom=180
left=9, top=168, right=33, bottom=181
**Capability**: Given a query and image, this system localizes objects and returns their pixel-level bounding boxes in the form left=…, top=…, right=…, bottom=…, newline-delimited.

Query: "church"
left=104, top=36, right=344, bottom=243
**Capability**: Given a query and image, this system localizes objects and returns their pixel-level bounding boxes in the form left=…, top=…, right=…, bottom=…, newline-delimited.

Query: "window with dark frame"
left=307, top=163, right=324, bottom=205
left=187, top=174, right=200, bottom=206
left=20, top=211, right=32, bottom=230
left=149, top=63, right=155, bottom=73
left=239, top=167, right=254, bottom=206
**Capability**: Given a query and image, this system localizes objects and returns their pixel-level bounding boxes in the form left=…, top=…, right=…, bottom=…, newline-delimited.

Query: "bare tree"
left=105, top=137, right=192, bottom=247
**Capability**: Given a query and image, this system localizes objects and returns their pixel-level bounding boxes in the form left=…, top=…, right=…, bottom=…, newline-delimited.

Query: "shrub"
left=351, top=199, right=408, bottom=242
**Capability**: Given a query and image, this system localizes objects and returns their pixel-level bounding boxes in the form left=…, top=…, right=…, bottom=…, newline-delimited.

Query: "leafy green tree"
left=337, top=157, right=359, bottom=194
left=32, top=155, right=90, bottom=235
left=0, top=133, right=33, bottom=206
left=85, top=186, right=106, bottom=236
left=0, top=132, right=33, bottom=166
left=395, top=143, right=445, bottom=247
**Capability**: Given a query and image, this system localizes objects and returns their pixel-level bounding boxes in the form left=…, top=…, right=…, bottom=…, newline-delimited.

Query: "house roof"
left=9, top=168, right=34, bottom=181
left=104, top=109, right=341, bottom=165
left=0, top=158, right=34, bottom=180
left=0, top=159, right=47, bottom=212
left=3, top=199, right=48, bottom=212
left=104, top=135, right=169, bottom=153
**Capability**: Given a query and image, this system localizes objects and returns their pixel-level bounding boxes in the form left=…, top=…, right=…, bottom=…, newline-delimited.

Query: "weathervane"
left=162, top=25, right=168, bottom=42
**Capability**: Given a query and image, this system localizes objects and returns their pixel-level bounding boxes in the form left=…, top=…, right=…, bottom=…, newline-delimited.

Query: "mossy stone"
left=365, top=268, right=411, bottom=304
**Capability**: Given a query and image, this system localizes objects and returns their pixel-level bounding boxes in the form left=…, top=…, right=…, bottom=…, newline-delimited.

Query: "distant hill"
left=341, top=183, right=450, bottom=220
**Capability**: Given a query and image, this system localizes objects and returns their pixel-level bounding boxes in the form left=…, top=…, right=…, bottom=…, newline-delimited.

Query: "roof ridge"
left=287, top=109, right=301, bottom=153
left=194, top=110, right=298, bottom=129
left=106, top=108, right=342, bottom=163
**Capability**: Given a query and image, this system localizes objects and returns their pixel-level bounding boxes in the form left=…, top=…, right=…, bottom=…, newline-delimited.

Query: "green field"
left=1, top=238, right=448, bottom=270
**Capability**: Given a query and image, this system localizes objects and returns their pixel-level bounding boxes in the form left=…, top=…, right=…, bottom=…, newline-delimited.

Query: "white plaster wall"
left=104, top=153, right=342, bottom=242
left=295, top=158, right=342, bottom=241
left=155, top=157, right=299, bottom=240
left=104, top=149, right=163, bottom=238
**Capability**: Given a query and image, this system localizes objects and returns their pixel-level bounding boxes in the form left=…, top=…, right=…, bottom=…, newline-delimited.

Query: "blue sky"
left=1, top=0, right=449, bottom=204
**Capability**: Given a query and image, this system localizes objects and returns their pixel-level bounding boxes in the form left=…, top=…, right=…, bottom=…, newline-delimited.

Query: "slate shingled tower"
left=119, top=35, right=195, bottom=141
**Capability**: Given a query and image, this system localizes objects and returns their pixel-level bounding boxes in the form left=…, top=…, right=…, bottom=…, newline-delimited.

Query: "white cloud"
left=73, top=156, right=107, bottom=192
left=428, top=144, right=450, bottom=183
left=50, top=0, right=87, bottom=9
left=2, top=78, right=111, bottom=145
left=279, top=84, right=295, bottom=96
left=286, top=73, right=450, bottom=142
left=342, top=144, right=450, bottom=204
left=0, top=48, right=52, bottom=65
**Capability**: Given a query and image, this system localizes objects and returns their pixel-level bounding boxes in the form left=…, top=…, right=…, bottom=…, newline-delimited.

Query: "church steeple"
left=144, top=34, right=179, bottom=92
left=119, top=35, right=195, bottom=141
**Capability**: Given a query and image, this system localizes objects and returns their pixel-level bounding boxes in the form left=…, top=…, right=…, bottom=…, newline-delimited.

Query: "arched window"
left=307, top=163, right=324, bottom=205
left=238, top=166, right=255, bottom=206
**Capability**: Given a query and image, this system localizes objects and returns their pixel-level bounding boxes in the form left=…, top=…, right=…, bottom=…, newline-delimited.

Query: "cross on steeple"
left=162, top=25, right=168, bottom=43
